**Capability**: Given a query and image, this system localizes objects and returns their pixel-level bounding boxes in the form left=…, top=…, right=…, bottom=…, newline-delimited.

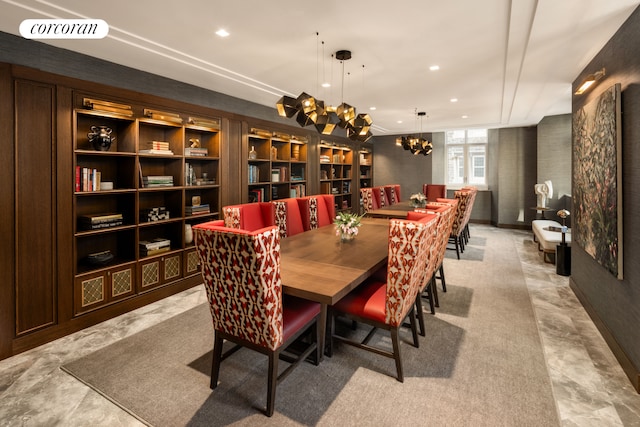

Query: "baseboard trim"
left=569, top=278, right=640, bottom=393
left=493, top=222, right=532, bottom=230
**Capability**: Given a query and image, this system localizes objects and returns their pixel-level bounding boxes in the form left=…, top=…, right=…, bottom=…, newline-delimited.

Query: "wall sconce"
left=574, top=68, right=606, bottom=95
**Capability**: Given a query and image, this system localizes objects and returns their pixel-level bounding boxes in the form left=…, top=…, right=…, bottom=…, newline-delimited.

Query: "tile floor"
left=1, top=226, right=640, bottom=426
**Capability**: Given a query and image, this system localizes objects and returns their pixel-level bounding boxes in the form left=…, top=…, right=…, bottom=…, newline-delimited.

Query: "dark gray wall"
left=538, top=114, right=572, bottom=224
left=571, top=6, right=640, bottom=385
left=371, top=134, right=434, bottom=198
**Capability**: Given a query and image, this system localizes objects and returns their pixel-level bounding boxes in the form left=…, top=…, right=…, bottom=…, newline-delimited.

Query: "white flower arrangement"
left=334, top=212, right=363, bottom=238
left=409, top=192, right=427, bottom=207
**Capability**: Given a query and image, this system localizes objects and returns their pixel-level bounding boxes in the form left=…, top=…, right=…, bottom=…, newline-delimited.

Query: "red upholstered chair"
left=222, top=202, right=275, bottom=231
left=445, top=192, right=473, bottom=259
left=329, top=217, right=438, bottom=382
left=360, top=187, right=378, bottom=213
left=459, top=186, right=478, bottom=243
left=192, top=223, right=321, bottom=417
left=297, top=194, right=336, bottom=230
left=383, top=184, right=401, bottom=205
left=271, top=198, right=305, bottom=238
left=372, top=186, right=388, bottom=209
left=423, top=184, right=447, bottom=202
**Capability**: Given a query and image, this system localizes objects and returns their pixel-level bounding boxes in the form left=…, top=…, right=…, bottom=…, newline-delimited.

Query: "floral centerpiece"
left=409, top=192, right=427, bottom=208
left=334, top=211, right=363, bottom=241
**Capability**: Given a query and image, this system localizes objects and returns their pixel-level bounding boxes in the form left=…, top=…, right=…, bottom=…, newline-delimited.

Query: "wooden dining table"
left=365, top=201, right=417, bottom=219
left=279, top=217, right=390, bottom=359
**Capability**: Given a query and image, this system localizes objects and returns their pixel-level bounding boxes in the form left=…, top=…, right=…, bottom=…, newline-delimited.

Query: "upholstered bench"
left=532, top=220, right=571, bottom=263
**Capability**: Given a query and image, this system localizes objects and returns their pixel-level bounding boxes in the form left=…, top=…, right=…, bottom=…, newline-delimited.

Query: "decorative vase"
left=88, top=125, right=114, bottom=151
left=249, top=145, right=257, bottom=160
left=185, top=224, right=193, bottom=244
left=340, top=231, right=355, bottom=242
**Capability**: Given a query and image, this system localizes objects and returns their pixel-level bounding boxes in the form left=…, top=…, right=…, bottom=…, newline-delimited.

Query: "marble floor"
left=2, top=226, right=640, bottom=426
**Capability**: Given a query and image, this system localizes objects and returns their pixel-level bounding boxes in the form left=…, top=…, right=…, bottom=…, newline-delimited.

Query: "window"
left=445, top=129, right=488, bottom=188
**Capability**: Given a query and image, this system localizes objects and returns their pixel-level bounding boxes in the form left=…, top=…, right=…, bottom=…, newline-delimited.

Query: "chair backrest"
left=459, top=186, right=478, bottom=228
left=223, top=202, right=275, bottom=231
left=297, top=195, right=336, bottom=230
left=406, top=209, right=449, bottom=283
left=423, top=184, right=447, bottom=201
left=383, top=184, right=401, bottom=204
left=451, top=191, right=473, bottom=237
left=385, top=217, right=437, bottom=327
left=360, top=187, right=377, bottom=212
left=373, top=187, right=388, bottom=208
left=193, top=223, right=284, bottom=351
left=272, top=197, right=305, bottom=238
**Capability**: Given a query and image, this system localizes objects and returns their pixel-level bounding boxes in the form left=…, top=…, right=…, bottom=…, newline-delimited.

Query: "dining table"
left=365, top=201, right=418, bottom=219
left=279, top=217, right=390, bottom=359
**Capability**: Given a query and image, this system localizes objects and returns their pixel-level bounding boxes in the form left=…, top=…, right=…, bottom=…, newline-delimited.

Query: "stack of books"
left=139, top=141, right=174, bottom=155
left=248, top=165, right=260, bottom=183
left=79, top=213, right=123, bottom=230
left=139, top=238, right=171, bottom=256
left=140, top=207, right=169, bottom=222
left=185, top=204, right=210, bottom=216
left=320, top=154, right=331, bottom=163
left=185, top=147, right=208, bottom=156
left=142, top=176, right=174, bottom=187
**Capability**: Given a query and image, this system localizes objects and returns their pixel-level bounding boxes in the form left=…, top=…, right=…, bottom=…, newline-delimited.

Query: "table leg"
left=318, top=304, right=327, bottom=361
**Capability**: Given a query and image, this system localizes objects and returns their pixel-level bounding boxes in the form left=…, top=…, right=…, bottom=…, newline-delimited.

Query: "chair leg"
left=390, top=328, right=404, bottom=383
left=431, top=276, right=440, bottom=308
left=454, top=238, right=461, bottom=259
left=415, top=294, right=426, bottom=336
left=439, top=264, right=447, bottom=292
left=211, top=334, right=224, bottom=389
left=409, top=307, right=419, bottom=348
left=266, top=352, right=278, bottom=417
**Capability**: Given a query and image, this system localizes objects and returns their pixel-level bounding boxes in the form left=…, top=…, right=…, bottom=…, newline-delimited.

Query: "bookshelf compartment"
left=184, top=158, right=218, bottom=187
left=138, top=157, right=182, bottom=188
left=75, top=154, right=136, bottom=191
left=75, top=192, right=136, bottom=232
left=185, top=125, right=220, bottom=158
left=138, top=190, right=182, bottom=224
left=75, top=111, right=136, bottom=153
left=138, top=120, right=183, bottom=155
left=184, top=187, right=219, bottom=219
left=76, top=229, right=136, bottom=274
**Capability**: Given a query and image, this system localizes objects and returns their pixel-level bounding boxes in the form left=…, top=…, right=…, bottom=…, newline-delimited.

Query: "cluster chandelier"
left=276, top=50, right=373, bottom=142
left=396, top=111, right=433, bottom=156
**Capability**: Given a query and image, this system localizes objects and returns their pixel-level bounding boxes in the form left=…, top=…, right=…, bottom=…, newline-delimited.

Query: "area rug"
left=62, top=225, right=560, bottom=427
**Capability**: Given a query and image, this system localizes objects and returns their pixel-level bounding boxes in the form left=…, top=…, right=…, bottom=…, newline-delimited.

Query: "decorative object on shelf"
left=292, top=144, right=300, bottom=160
left=271, top=145, right=278, bottom=160
left=534, top=180, right=553, bottom=209
left=409, top=192, right=427, bottom=208
left=396, top=111, right=433, bottom=156
left=82, top=97, right=133, bottom=117
left=143, top=108, right=183, bottom=124
left=275, top=48, right=373, bottom=142
left=87, top=125, right=114, bottom=151
left=86, top=250, right=114, bottom=266
left=334, top=211, right=363, bottom=242
left=184, top=224, right=193, bottom=244
left=249, top=145, right=257, bottom=160
left=189, top=138, right=200, bottom=148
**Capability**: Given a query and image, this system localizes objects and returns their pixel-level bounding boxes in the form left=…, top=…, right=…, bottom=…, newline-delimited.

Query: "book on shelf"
left=146, top=140, right=170, bottom=150
left=76, top=166, right=102, bottom=192
left=139, top=149, right=174, bottom=155
left=79, top=213, right=123, bottom=223
left=248, top=165, right=260, bottom=184
left=320, top=155, right=331, bottom=163
left=142, top=176, right=174, bottom=187
left=290, top=183, right=306, bottom=198
left=139, top=237, right=171, bottom=251
left=185, top=147, right=208, bottom=156
left=249, top=188, right=265, bottom=202
left=140, top=246, right=170, bottom=256
left=185, top=203, right=211, bottom=216
left=79, top=220, right=123, bottom=230
left=271, top=169, right=280, bottom=182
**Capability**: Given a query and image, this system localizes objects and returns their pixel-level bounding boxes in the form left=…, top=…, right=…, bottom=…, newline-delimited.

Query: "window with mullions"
left=445, top=129, right=487, bottom=188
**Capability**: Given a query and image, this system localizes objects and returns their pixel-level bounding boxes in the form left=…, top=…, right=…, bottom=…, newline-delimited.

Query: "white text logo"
left=19, top=19, right=109, bottom=39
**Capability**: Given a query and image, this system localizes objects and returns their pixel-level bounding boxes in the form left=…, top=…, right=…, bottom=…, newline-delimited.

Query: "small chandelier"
left=396, top=111, right=432, bottom=156
left=276, top=49, right=373, bottom=142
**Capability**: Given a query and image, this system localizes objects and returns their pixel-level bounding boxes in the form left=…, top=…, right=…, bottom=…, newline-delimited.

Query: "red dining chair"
left=360, top=187, right=377, bottom=213
left=373, top=186, right=388, bottom=208
left=297, top=194, right=336, bottom=230
left=423, top=184, right=447, bottom=201
left=272, top=197, right=305, bottom=238
left=192, top=223, right=321, bottom=417
left=222, top=202, right=275, bottom=231
left=383, top=184, right=401, bottom=205
left=328, top=217, right=437, bottom=382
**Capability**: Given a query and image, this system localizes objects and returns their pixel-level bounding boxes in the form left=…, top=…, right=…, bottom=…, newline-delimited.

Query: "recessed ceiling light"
left=429, top=65, right=440, bottom=71
left=216, top=29, right=230, bottom=37
left=450, top=98, right=458, bottom=103
left=462, top=115, right=468, bottom=119
left=321, top=82, right=330, bottom=88
left=397, top=120, right=403, bottom=124
left=369, top=106, right=376, bottom=111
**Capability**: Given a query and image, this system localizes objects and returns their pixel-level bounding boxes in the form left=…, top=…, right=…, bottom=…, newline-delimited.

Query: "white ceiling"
left=1, top=0, right=638, bottom=134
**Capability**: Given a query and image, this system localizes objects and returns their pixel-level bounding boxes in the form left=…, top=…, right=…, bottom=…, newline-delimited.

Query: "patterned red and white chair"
left=372, top=186, right=388, bottom=209
left=271, top=197, right=305, bottom=238
left=328, top=217, right=437, bottom=382
left=192, top=223, right=321, bottom=417
left=423, top=184, right=447, bottom=202
left=297, top=194, right=336, bottom=231
left=360, top=187, right=375, bottom=213
left=383, top=184, right=401, bottom=205
left=443, top=192, right=472, bottom=259
left=222, top=202, right=275, bottom=231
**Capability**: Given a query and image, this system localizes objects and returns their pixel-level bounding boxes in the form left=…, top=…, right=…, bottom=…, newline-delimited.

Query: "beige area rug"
left=62, top=226, right=560, bottom=427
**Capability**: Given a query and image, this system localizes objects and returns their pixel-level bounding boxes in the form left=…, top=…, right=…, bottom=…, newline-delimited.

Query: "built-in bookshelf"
left=247, top=129, right=307, bottom=202
left=319, top=142, right=354, bottom=212
left=73, top=104, right=221, bottom=315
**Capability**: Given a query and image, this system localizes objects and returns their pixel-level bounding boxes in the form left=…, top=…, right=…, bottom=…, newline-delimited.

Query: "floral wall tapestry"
left=573, top=83, right=623, bottom=279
